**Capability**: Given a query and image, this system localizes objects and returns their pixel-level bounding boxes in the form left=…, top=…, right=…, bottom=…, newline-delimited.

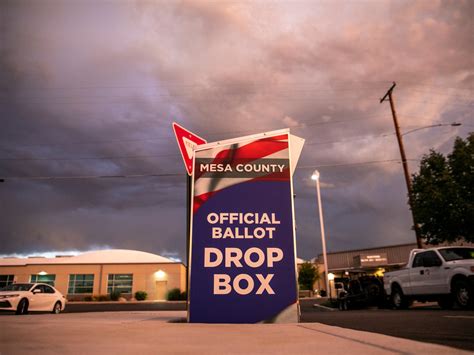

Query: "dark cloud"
left=0, top=0, right=472, bottom=260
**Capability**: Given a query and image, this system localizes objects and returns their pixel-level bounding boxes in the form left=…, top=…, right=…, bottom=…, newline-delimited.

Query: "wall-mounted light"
left=328, top=273, right=335, bottom=281
left=154, top=270, right=166, bottom=280
left=38, top=271, right=48, bottom=276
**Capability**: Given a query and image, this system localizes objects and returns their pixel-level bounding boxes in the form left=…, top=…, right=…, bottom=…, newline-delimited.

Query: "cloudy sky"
left=1, top=0, right=472, bottom=261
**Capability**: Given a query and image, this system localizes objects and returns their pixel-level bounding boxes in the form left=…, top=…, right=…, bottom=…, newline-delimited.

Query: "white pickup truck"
left=383, top=247, right=474, bottom=309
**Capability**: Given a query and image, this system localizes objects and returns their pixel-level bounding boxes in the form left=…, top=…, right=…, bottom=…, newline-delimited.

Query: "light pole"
left=312, top=170, right=330, bottom=297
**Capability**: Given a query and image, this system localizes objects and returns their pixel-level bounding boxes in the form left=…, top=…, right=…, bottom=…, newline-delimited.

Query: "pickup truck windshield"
left=438, top=248, right=474, bottom=261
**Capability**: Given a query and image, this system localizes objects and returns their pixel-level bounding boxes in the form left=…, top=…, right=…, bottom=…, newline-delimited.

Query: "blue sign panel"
left=188, top=132, right=299, bottom=323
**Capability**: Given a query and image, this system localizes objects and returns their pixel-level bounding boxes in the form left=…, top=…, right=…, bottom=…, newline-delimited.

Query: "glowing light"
left=311, top=170, right=320, bottom=181
left=328, top=273, right=335, bottom=281
left=155, top=270, right=166, bottom=280
left=38, top=271, right=48, bottom=276
left=374, top=268, right=385, bottom=277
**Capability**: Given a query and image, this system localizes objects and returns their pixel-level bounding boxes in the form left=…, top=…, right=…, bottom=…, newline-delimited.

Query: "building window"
left=68, top=274, right=94, bottom=294
left=0, top=275, right=14, bottom=289
left=30, top=274, right=56, bottom=286
left=107, top=274, right=133, bottom=294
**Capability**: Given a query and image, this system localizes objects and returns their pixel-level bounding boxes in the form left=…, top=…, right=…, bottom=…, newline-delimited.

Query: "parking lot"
left=300, top=299, right=474, bottom=351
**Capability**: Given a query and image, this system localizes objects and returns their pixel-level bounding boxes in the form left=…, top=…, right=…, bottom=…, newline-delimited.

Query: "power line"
left=0, top=80, right=394, bottom=92
left=1, top=159, right=422, bottom=180
left=0, top=173, right=183, bottom=180
left=1, top=119, right=463, bottom=162
left=3, top=80, right=471, bottom=93
left=0, top=153, right=180, bottom=162
left=297, top=159, right=419, bottom=169
left=0, top=115, right=387, bottom=150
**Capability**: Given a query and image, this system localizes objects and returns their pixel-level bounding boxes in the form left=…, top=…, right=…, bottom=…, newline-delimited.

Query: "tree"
left=411, top=133, right=473, bottom=244
left=298, top=262, right=320, bottom=290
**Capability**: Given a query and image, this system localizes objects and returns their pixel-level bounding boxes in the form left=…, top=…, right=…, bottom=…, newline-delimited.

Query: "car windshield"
left=1, top=283, right=34, bottom=292
left=438, top=248, right=474, bottom=261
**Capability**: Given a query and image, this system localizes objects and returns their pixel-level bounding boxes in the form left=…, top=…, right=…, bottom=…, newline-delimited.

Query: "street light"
left=312, top=169, right=330, bottom=298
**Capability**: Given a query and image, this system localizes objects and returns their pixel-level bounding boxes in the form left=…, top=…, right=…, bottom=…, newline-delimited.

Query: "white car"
left=0, top=283, right=67, bottom=315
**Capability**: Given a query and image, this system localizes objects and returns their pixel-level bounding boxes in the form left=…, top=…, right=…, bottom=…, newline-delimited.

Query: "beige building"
left=0, top=249, right=186, bottom=301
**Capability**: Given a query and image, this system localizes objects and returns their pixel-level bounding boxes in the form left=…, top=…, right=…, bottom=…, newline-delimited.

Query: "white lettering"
left=213, top=274, right=231, bottom=295
left=267, top=248, right=284, bottom=267
left=233, top=274, right=254, bottom=295
left=225, top=248, right=243, bottom=267
left=256, top=274, right=275, bottom=295
left=204, top=248, right=222, bottom=267
left=212, top=227, right=222, bottom=239
left=244, top=247, right=265, bottom=268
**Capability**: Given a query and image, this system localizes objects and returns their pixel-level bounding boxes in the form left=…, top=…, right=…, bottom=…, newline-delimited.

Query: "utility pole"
left=380, top=82, right=423, bottom=249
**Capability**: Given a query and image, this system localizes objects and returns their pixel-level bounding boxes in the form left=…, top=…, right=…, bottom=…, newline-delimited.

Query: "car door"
left=421, top=251, right=446, bottom=294
left=408, top=252, right=425, bottom=295
left=29, top=285, right=49, bottom=310
left=42, top=285, right=58, bottom=310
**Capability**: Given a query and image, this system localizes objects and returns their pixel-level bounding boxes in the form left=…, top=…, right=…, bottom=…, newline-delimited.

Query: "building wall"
left=319, top=243, right=417, bottom=270
left=0, top=263, right=186, bottom=301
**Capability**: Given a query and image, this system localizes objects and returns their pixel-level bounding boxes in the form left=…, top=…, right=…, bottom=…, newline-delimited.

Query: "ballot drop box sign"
left=188, top=130, right=301, bottom=323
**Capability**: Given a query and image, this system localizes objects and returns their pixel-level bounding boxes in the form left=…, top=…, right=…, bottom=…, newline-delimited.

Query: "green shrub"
left=298, top=262, right=319, bottom=291
left=94, top=295, right=109, bottom=302
left=110, top=290, right=122, bottom=301
left=166, top=288, right=181, bottom=301
left=84, top=296, right=93, bottom=302
left=135, top=291, right=147, bottom=301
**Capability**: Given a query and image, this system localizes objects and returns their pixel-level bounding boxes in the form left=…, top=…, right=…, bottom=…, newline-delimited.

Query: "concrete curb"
left=1, top=311, right=469, bottom=354
left=68, top=300, right=186, bottom=305
left=313, top=303, right=337, bottom=311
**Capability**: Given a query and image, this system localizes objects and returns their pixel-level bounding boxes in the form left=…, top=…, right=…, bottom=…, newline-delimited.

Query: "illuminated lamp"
left=155, top=270, right=166, bottom=280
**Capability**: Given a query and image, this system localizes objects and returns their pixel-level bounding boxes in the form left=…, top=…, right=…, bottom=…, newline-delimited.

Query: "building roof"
left=0, top=249, right=177, bottom=266
left=296, top=257, right=306, bottom=264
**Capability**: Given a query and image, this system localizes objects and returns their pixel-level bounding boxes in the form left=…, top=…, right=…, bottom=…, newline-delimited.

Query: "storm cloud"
left=0, top=0, right=472, bottom=260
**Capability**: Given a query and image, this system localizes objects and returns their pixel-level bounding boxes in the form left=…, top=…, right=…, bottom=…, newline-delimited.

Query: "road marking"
left=444, top=315, right=474, bottom=319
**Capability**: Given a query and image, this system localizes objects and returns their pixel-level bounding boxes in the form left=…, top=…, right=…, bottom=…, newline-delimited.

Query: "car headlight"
left=0, top=294, right=20, bottom=298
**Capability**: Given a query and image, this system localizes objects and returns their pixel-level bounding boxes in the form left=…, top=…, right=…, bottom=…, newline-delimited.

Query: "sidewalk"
left=0, top=311, right=469, bottom=354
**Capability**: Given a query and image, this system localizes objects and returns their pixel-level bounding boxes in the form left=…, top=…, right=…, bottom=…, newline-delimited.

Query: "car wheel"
left=338, top=300, right=347, bottom=311
left=16, top=298, right=29, bottom=315
left=343, top=300, right=349, bottom=311
left=391, top=287, right=409, bottom=310
left=52, top=301, right=62, bottom=314
left=437, top=295, right=454, bottom=310
left=453, top=279, right=472, bottom=309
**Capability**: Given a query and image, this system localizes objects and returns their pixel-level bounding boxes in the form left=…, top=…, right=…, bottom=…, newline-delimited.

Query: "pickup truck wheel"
left=338, top=299, right=348, bottom=311
left=453, top=280, right=472, bottom=309
left=391, top=287, right=409, bottom=310
left=437, top=296, right=454, bottom=310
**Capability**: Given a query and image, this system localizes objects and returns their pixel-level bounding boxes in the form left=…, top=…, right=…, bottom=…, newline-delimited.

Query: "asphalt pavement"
left=300, top=299, right=474, bottom=351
